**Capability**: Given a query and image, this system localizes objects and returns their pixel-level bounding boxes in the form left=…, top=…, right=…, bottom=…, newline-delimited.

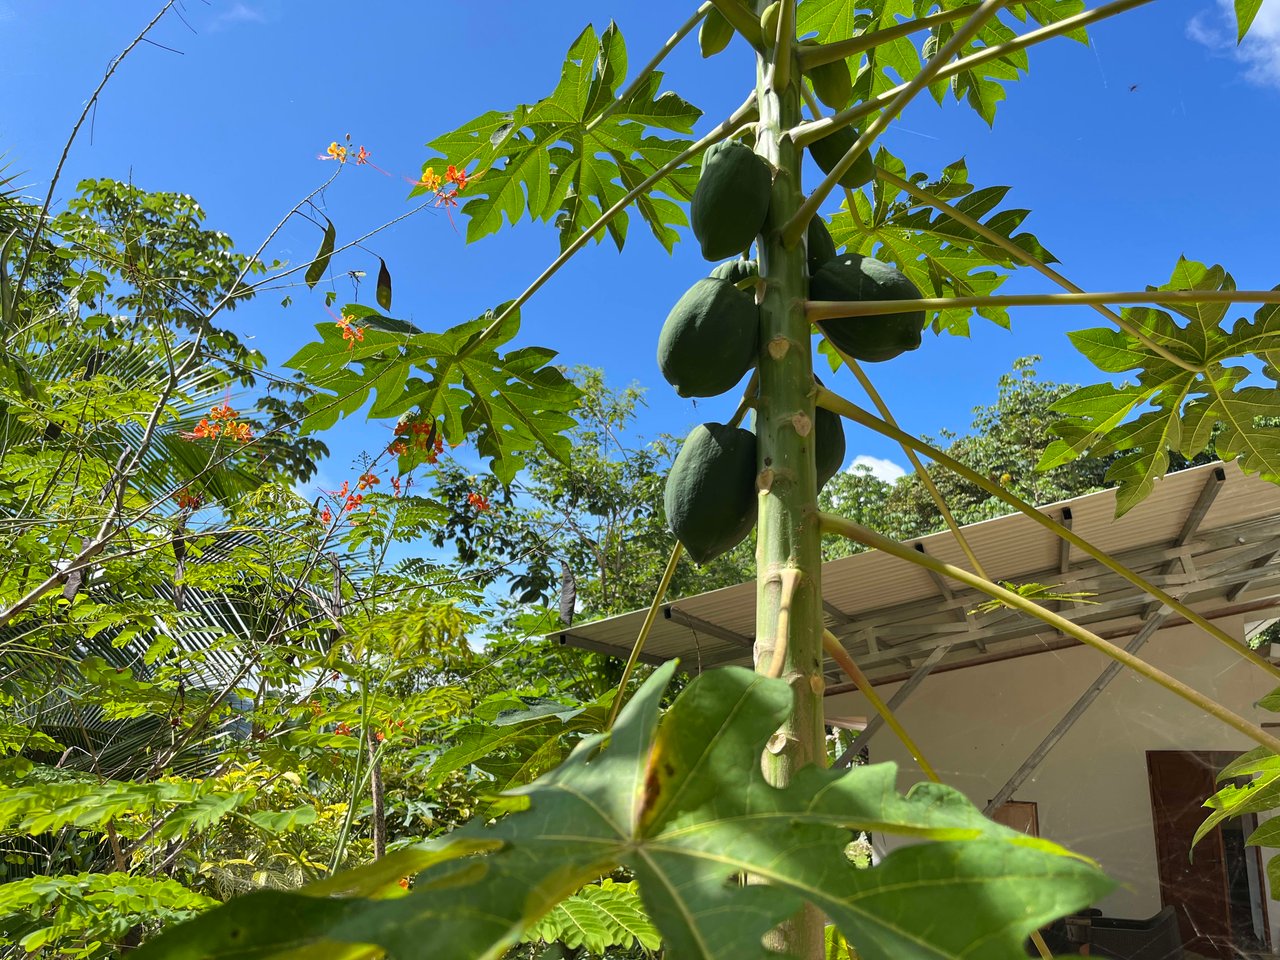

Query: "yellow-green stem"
left=604, top=543, right=683, bottom=731
left=798, top=5, right=984, bottom=69
left=792, top=0, right=1156, bottom=148
left=876, top=168, right=1202, bottom=374
left=819, top=512, right=1280, bottom=755
left=815, top=386, right=1280, bottom=681
left=784, top=0, right=1009, bottom=245
left=807, top=288, right=1280, bottom=320
left=821, top=629, right=939, bottom=781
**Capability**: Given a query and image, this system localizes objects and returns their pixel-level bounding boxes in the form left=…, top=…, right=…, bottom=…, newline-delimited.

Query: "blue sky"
left=3, top=0, right=1278, bottom=489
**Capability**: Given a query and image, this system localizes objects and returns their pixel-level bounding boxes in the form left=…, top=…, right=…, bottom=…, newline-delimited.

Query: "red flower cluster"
left=467, top=492, right=491, bottom=512
left=319, top=135, right=390, bottom=175
left=173, top=488, right=202, bottom=510
left=392, top=419, right=446, bottom=462
left=334, top=722, right=352, bottom=737
left=188, top=402, right=254, bottom=443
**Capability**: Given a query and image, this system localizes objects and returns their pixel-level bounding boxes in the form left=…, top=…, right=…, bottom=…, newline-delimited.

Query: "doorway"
left=1146, top=750, right=1270, bottom=959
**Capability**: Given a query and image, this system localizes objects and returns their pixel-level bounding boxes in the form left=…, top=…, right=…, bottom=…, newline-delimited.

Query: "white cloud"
left=210, top=2, right=268, bottom=31
left=1188, top=0, right=1280, bottom=88
left=845, top=454, right=907, bottom=483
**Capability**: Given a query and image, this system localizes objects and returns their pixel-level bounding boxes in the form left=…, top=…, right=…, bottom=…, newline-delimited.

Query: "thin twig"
left=798, top=5, right=985, bottom=69
left=11, top=0, right=180, bottom=315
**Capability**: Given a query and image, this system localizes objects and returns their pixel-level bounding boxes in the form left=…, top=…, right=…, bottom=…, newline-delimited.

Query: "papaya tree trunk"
left=751, top=4, right=827, bottom=958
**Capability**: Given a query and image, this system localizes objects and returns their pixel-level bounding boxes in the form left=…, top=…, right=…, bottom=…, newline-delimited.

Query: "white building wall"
left=825, top=616, right=1280, bottom=926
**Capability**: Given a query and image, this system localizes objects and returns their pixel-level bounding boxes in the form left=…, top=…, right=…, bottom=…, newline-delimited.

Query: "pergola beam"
left=984, top=604, right=1176, bottom=814
left=664, top=605, right=753, bottom=647
left=832, top=642, right=952, bottom=767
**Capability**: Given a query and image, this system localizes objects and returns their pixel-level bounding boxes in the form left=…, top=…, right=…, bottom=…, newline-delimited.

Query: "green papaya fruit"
left=807, top=125, right=875, bottom=190
left=665, top=423, right=758, bottom=565
left=809, top=58, right=853, bottom=111
left=699, top=6, right=734, bottom=57
left=658, top=277, right=759, bottom=398
left=810, top=254, right=925, bottom=363
left=813, top=379, right=846, bottom=492
left=709, top=258, right=759, bottom=287
left=691, top=140, right=772, bottom=262
left=760, top=1, right=780, bottom=42
left=806, top=216, right=838, bottom=276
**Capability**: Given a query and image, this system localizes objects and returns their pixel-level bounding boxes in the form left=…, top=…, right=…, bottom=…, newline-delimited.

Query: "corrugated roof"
left=552, top=462, right=1280, bottom=685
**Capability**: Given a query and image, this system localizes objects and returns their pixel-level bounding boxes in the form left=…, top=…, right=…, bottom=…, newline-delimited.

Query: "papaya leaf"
left=284, top=304, right=579, bottom=484
left=419, top=23, right=700, bottom=252
left=376, top=257, right=392, bottom=311
left=1193, top=746, right=1280, bottom=849
left=1042, top=258, right=1280, bottom=514
left=1237, top=0, right=1264, bottom=40
left=304, top=215, right=336, bottom=289
left=797, top=0, right=1087, bottom=125
left=136, top=663, right=1109, bottom=960
left=827, top=150, right=1055, bottom=336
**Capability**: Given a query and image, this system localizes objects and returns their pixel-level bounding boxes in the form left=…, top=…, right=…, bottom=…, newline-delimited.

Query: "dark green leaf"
left=304, top=215, right=336, bottom=289
left=376, top=257, right=393, bottom=311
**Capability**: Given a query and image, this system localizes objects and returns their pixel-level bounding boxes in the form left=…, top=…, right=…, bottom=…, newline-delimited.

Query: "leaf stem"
left=605, top=542, right=683, bottom=731
left=710, top=0, right=765, bottom=50
left=807, top=288, right=1280, bottom=321
left=586, top=2, right=714, bottom=134
left=783, top=0, right=1009, bottom=246
left=821, top=629, right=939, bottom=781
left=771, top=0, right=797, bottom=92
left=460, top=94, right=759, bottom=363
left=876, top=168, right=1205, bottom=374
left=798, top=5, right=985, bottom=70
left=818, top=511, right=1280, bottom=756
left=766, top=569, right=802, bottom=678
left=814, top=385, right=1280, bottom=681
left=791, top=0, right=1156, bottom=149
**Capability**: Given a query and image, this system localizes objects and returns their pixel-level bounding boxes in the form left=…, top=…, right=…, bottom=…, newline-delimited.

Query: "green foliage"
left=1041, top=258, right=1280, bottom=514
left=285, top=305, right=580, bottom=484
left=135, top=663, right=1109, bottom=960
left=419, top=23, right=701, bottom=250
left=525, top=879, right=660, bottom=954
left=0, top=872, right=214, bottom=957
left=826, top=151, right=1055, bottom=337
left=796, top=1, right=1087, bottom=125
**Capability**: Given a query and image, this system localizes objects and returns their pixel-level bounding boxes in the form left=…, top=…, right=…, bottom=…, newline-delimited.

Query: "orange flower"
left=323, top=141, right=348, bottom=163
left=344, top=492, right=364, bottom=512
left=388, top=440, right=408, bottom=456
left=209, top=403, right=238, bottom=421
left=227, top=421, right=254, bottom=442
left=192, top=418, right=221, bottom=439
left=467, top=492, right=491, bottom=512
left=357, top=471, right=380, bottom=491
left=375, top=731, right=386, bottom=742
left=334, top=722, right=352, bottom=736
left=414, top=167, right=443, bottom=192
left=397, top=877, right=410, bottom=890
left=445, top=164, right=468, bottom=191
left=320, top=505, right=333, bottom=524
left=390, top=476, right=401, bottom=496
left=173, top=488, right=202, bottom=510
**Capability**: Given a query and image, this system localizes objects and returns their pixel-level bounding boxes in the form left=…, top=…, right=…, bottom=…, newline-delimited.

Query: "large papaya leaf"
left=826, top=149, right=1055, bottom=338
left=1040, top=258, right=1280, bottom=515
left=797, top=0, right=1087, bottom=125
left=420, top=23, right=700, bottom=251
left=284, top=304, right=579, bottom=484
left=136, top=663, right=1109, bottom=960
